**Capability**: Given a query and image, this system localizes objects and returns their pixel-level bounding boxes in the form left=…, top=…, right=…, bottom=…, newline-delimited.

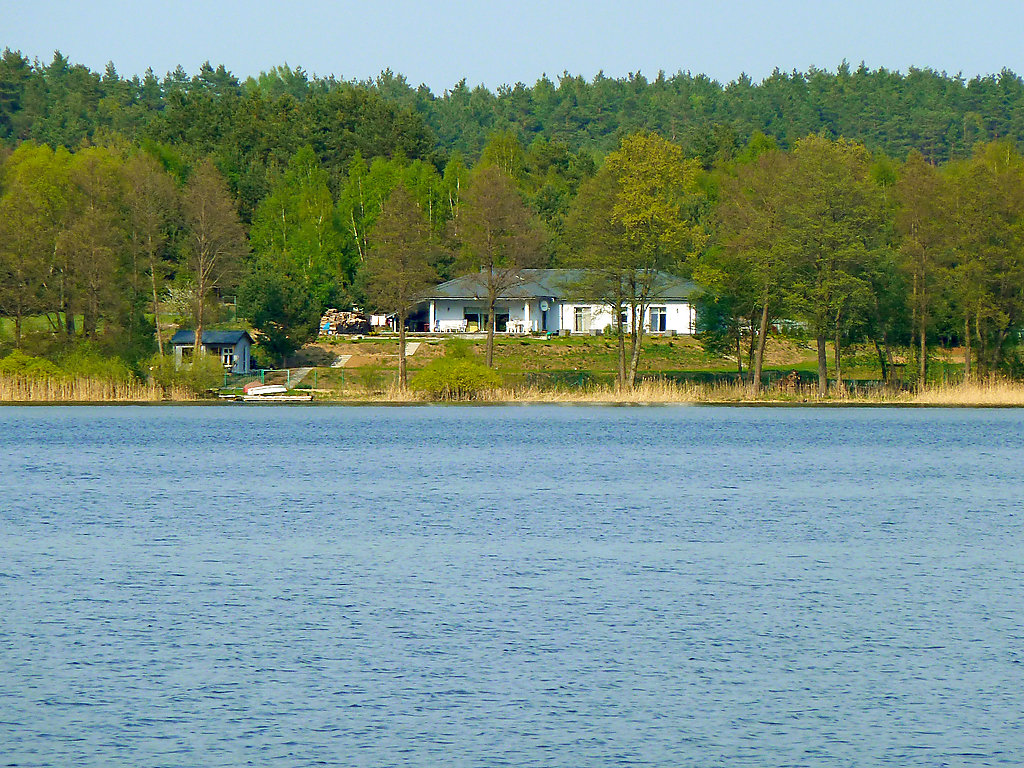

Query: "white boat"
left=243, top=383, right=288, bottom=396
left=242, top=393, right=313, bottom=402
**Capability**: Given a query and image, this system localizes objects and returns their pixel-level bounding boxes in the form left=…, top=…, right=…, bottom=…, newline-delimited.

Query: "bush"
left=0, top=350, right=61, bottom=378
left=146, top=352, right=225, bottom=394
left=410, top=357, right=501, bottom=400
left=59, top=346, right=134, bottom=383
left=445, top=337, right=474, bottom=359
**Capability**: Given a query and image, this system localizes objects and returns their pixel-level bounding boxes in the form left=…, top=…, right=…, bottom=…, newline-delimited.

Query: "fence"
left=222, top=368, right=319, bottom=390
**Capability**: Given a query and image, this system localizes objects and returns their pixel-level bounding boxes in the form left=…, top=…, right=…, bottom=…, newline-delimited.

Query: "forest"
left=2, top=48, right=1024, bottom=391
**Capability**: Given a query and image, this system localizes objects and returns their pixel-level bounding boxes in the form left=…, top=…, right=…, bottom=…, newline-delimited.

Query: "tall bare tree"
left=125, top=152, right=179, bottom=355
left=59, top=146, right=126, bottom=339
left=364, top=183, right=438, bottom=387
left=0, top=170, right=50, bottom=347
left=710, top=149, right=793, bottom=393
left=454, top=165, right=544, bottom=368
left=182, top=159, right=248, bottom=357
left=895, top=150, right=947, bottom=387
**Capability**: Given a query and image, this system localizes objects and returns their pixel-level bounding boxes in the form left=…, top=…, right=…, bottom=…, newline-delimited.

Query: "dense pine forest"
left=3, top=49, right=1024, bottom=390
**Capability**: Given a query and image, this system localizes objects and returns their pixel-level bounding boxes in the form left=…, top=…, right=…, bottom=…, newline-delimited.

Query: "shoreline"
left=3, top=398, right=1024, bottom=409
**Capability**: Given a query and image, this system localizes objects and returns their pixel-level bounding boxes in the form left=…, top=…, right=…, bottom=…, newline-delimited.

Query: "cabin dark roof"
left=170, top=329, right=253, bottom=346
left=423, top=269, right=698, bottom=301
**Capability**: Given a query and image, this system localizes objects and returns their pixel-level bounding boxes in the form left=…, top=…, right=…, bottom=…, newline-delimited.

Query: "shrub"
left=410, top=357, right=501, bottom=400
left=59, top=346, right=134, bottom=383
left=146, top=352, right=225, bottom=394
left=445, top=337, right=474, bottom=359
left=0, top=350, right=61, bottom=378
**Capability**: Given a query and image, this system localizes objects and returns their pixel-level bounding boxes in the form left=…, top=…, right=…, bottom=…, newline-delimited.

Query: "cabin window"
left=650, top=306, right=667, bottom=332
left=221, top=348, right=236, bottom=368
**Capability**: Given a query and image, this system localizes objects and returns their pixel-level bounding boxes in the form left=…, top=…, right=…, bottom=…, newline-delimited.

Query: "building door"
left=649, top=306, right=667, bottom=332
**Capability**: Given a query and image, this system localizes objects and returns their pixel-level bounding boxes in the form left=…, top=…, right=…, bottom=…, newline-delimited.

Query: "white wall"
left=428, top=299, right=695, bottom=334
left=557, top=301, right=696, bottom=334
left=430, top=299, right=563, bottom=332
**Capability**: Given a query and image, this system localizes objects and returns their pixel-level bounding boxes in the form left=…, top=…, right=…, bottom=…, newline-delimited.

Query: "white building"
left=418, top=269, right=698, bottom=335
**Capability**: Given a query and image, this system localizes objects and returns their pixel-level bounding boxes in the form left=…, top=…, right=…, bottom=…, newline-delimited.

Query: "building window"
left=221, top=347, right=236, bottom=368
left=574, top=306, right=590, bottom=332
left=650, top=306, right=667, bottom=332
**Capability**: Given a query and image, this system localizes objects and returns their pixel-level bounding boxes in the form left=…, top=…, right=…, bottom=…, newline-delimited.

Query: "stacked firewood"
left=319, top=309, right=370, bottom=335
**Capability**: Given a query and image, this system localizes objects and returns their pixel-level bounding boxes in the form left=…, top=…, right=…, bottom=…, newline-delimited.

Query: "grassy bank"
left=5, top=332, right=1021, bottom=406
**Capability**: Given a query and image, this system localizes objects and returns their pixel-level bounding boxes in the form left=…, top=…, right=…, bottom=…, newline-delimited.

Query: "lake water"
left=1, top=405, right=1022, bottom=767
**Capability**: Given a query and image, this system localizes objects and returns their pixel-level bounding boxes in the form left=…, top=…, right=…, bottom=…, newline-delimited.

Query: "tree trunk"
left=398, top=314, right=408, bottom=388
left=627, top=323, right=645, bottom=388
left=816, top=333, right=828, bottom=395
left=83, top=296, right=97, bottom=339
left=975, top=309, right=985, bottom=377
left=616, top=311, right=626, bottom=391
left=63, top=294, right=75, bottom=339
left=993, top=327, right=1010, bottom=372
left=14, top=315, right=22, bottom=349
left=149, top=240, right=164, bottom=356
left=485, top=302, right=495, bottom=368
left=747, top=319, right=756, bottom=376
left=963, top=315, right=971, bottom=382
left=752, top=300, right=770, bottom=393
left=194, top=300, right=204, bottom=361
left=834, top=324, right=843, bottom=394
left=882, top=329, right=894, bottom=384
left=735, top=324, right=743, bottom=380
left=918, top=326, right=927, bottom=389
left=873, top=340, right=889, bottom=384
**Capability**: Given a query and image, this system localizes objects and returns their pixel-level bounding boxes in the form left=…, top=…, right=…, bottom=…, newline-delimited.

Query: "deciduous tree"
left=568, top=132, right=706, bottom=387
left=182, top=159, right=248, bottom=357
left=363, top=183, right=438, bottom=387
left=453, top=165, right=545, bottom=368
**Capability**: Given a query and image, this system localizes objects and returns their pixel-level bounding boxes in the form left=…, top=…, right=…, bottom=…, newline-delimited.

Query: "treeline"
left=3, top=51, right=1024, bottom=386
left=698, top=136, right=1024, bottom=391
left=6, top=50, right=1024, bottom=198
left=0, top=141, right=247, bottom=366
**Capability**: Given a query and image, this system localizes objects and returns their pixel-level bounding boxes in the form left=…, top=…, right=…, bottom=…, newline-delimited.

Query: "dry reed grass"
left=0, top=374, right=195, bottom=402
left=908, top=379, right=1024, bottom=406
left=497, top=379, right=749, bottom=403
left=326, top=377, right=1024, bottom=406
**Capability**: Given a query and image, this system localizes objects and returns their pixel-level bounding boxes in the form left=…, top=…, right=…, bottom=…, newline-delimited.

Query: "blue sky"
left=4, top=0, right=1022, bottom=92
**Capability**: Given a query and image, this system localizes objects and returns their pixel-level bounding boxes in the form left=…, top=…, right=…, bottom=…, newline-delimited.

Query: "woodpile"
left=780, top=370, right=801, bottom=393
left=319, top=309, right=370, bottom=335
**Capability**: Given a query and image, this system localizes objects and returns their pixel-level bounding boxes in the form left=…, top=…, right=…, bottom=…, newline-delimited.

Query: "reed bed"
left=0, top=374, right=195, bottom=402
left=10, top=372, right=1022, bottom=406
left=908, top=379, right=1024, bottom=406
left=497, top=379, right=750, bottom=403
left=324, top=377, right=1024, bottom=405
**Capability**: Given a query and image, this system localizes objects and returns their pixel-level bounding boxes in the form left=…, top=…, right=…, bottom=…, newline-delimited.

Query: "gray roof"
left=424, top=269, right=698, bottom=301
left=170, top=329, right=253, bottom=346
